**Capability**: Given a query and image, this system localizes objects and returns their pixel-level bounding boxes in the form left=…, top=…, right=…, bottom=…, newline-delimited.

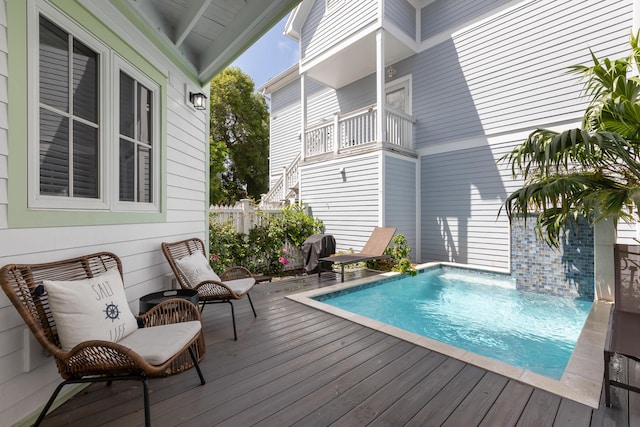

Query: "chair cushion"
left=224, top=278, right=255, bottom=297
left=175, top=251, right=221, bottom=286
left=117, top=321, right=202, bottom=365
left=43, top=268, right=138, bottom=351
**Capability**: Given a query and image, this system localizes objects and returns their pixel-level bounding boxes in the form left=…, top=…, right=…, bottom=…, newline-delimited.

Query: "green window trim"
left=7, top=0, right=168, bottom=227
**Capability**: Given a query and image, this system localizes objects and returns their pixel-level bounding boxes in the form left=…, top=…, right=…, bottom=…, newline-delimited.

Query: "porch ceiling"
left=302, top=31, right=414, bottom=89
left=110, top=0, right=301, bottom=85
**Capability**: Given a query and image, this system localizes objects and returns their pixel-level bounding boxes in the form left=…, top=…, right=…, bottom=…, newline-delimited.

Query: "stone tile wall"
left=510, top=216, right=594, bottom=300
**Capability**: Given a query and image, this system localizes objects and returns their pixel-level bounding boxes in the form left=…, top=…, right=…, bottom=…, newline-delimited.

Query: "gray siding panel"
left=301, top=154, right=381, bottom=251
left=421, top=142, right=511, bottom=270
left=421, top=0, right=510, bottom=41
left=384, top=155, right=417, bottom=261
left=269, top=104, right=300, bottom=185
left=306, top=74, right=376, bottom=126
left=410, top=0, right=632, bottom=149
left=336, top=73, right=376, bottom=113
left=301, top=0, right=378, bottom=61
left=385, top=0, right=416, bottom=39
left=306, top=88, right=338, bottom=126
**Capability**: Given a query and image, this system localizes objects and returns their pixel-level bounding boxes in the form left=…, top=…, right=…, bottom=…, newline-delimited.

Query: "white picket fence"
left=209, top=199, right=304, bottom=271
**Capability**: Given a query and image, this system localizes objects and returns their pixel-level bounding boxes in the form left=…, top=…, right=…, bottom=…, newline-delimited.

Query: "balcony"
left=304, top=105, right=415, bottom=158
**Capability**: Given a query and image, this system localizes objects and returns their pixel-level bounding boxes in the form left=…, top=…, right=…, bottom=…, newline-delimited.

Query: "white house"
left=0, top=0, right=300, bottom=425
left=261, top=0, right=638, bottom=281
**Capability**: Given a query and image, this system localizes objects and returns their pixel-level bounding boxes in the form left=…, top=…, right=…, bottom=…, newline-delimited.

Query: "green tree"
left=209, top=137, right=229, bottom=204
left=501, top=33, right=640, bottom=247
left=210, top=67, right=269, bottom=204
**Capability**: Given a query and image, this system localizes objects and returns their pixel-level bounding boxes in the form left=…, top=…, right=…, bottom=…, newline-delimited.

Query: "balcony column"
left=282, top=166, right=288, bottom=201
left=376, top=29, right=386, bottom=143
left=333, top=113, right=340, bottom=154
left=300, top=73, right=307, bottom=161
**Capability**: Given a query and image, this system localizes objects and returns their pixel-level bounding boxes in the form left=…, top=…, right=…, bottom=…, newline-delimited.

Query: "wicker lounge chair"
left=161, top=237, right=257, bottom=340
left=604, top=244, right=640, bottom=406
left=318, top=227, right=397, bottom=282
left=0, top=252, right=206, bottom=427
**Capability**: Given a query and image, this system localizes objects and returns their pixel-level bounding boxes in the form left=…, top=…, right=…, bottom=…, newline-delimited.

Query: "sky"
left=230, top=16, right=299, bottom=91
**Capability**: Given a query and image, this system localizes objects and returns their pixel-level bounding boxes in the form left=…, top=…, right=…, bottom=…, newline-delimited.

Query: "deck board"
left=479, top=381, right=535, bottom=426
left=38, top=269, right=640, bottom=427
left=516, top=389, right=562, bottom=426
left=335, top=348, right=444, bottom=426
left=441, top=371, right=510, bottom=426
left=405, top=364, right=487, bottom=426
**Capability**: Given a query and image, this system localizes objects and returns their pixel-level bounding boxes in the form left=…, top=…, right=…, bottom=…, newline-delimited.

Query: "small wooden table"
left=253, top=275, right=272, bottom=284
left=139, top=289, right=199, bottom=314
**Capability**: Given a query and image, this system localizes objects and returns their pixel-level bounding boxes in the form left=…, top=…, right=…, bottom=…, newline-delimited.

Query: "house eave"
left=259, top=63, right=300, bottom=94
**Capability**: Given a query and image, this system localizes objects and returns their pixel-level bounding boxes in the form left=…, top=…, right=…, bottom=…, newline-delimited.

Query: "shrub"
left=247, top=221, right=285, bottom=274
left=209, top=204, right=324, bottom=275
left=208, top=219, right=249, bottom=274
left=367, top=233, right=416, bottom=276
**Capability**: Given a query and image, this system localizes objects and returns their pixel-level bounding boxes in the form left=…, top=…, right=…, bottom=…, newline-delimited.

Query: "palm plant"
left=501, top=33, right=640, bottom=247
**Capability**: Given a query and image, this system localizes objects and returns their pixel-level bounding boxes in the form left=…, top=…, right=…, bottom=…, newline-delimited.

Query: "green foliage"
left=247, top=221, right=286, bottom=274
left=209, top=67, right=269, bottom=204
left=209, top=206, right=323, bottom=275
left=275, top=204, right=325, bottom=246
left=209, top=138, right=229, bottom=204
left=366, top=234, right=416, bottom=276
left=394, top=258, right=417, bottom=276
left=208, top=218, right=248, bottom=273
left=501, top=32, right=640, bottom=247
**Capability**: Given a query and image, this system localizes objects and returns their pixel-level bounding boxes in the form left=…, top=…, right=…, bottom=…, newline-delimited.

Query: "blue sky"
left=231, top=16, right=299, bottom=90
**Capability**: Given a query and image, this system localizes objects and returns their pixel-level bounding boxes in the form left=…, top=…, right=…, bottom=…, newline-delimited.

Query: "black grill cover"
left=301, top=234, right=336, bottom=274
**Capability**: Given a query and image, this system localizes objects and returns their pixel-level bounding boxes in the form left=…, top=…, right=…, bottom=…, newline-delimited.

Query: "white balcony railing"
left=304, top=105, right=414, bottom=157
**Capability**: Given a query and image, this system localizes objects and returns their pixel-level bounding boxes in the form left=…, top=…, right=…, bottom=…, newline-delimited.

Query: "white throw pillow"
left=43, top=267, right=138, bottom=351
left=175, top=251, right=221, bottom=286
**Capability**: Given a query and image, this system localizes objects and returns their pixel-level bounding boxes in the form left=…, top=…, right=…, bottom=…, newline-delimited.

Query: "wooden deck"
left=41, top=269, right=639, bottom=426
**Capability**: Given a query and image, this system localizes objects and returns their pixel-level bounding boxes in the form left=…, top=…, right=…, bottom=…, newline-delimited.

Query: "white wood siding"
left=300, top=153, right=381, bottom=251
left=270, top=79, right=301, bottom=185
left=384, top=154, right=417, bottom=261
left=420, top=0, right=510, bottom=41
left=301, top=0, right=378, bottom=62
left=270, top=103, right=301, bottom=185
left=271, top=78, right=301, bottom=111
left=385, top=0, right=416, bottom=40
left=0, top=3, right=210, bottom=425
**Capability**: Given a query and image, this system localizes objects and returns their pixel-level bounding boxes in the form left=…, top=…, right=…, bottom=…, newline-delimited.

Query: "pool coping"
left=287, top=262, right=609, bottom=409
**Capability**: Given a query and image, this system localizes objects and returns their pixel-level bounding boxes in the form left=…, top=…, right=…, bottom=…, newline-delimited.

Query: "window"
left=38, top=16, right=99, bottom=199
left=118, top=71, right=153, bottom=203
left=32, top=12, right=160, bottom=213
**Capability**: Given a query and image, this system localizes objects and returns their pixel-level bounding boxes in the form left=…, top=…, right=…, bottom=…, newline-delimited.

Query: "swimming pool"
left=313, top=265, right=592, bottom=380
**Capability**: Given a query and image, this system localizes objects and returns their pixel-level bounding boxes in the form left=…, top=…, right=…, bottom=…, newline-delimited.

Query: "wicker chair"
left=161, top=237, right=257, bottom=340
left=0, top=252, right=206, bottom=427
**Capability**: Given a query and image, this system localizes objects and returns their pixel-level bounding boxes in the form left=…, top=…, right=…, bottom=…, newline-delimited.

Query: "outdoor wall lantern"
left=387, top=65, right=396, bottom=79
left=190, top=92, right=207, bottom=110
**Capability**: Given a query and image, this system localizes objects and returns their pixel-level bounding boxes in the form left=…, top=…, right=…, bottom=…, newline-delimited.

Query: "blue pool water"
left=315, top=266, right=593, bottom=379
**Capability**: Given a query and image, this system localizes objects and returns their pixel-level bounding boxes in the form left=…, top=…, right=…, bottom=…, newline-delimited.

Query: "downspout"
left=300, top=73, right=306, bottom=162
left=376, top=28, right=386, bottom=227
